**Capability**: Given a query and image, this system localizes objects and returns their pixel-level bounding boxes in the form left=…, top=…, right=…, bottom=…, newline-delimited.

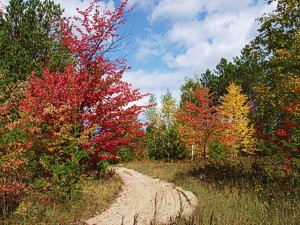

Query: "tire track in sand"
left=86, top=167, right=198, bottom=225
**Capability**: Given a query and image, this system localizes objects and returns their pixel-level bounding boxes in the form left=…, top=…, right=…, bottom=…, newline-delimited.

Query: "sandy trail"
left=86, top=167, right=198, bottom=225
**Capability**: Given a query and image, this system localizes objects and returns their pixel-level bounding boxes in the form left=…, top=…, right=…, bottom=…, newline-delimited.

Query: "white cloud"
left=54, top=0, right=115, bottom=19
left=135, top=47, right=160, bottom=60
left=127, top=0, right=154, bottom=10
left=135, top=0, right=276, bottom=74
left=123, top=69, right=188, bottom=106
left=164, top=6, right=269, bottom=72
left=134, top=33, right=169, bottom=60
left=149, top=0, right=271, bottom=22
left=149, top=0, right=203, bottom=22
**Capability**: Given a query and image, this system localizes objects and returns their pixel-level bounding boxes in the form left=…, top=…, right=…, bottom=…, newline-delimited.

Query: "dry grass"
left=1, top=170, right=122, bottom=225
left=123, top=160, right=300, bottom=225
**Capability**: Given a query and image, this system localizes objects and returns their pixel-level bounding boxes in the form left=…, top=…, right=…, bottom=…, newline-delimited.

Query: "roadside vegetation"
left=124, top=160, right=300, bottom=225
left=2, top=170, right=122, bottom=225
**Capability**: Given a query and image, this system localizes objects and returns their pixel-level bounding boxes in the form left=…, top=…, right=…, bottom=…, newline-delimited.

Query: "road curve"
left=86, top=167, right=198, bottom=225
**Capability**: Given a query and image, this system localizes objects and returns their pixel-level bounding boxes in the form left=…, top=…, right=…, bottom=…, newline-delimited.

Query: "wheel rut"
left=86, top=167, right=198, bottom=225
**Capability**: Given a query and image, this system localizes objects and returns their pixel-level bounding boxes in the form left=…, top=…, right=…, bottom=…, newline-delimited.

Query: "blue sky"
left=2, top=0, right=276, bottom=106
left=124, top=0, right=275, bottom=106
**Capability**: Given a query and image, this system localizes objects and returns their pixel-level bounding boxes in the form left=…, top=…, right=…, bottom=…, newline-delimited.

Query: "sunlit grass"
left=123, top=160, right=300, bottom=225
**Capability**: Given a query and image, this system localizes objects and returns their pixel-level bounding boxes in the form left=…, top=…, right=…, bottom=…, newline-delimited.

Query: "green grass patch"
left=123, top=159, right=300, bottom=225
left=1, top=169, right=122, bottom=225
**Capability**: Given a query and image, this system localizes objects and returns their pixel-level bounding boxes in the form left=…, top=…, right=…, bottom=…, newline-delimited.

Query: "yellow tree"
left=221, top=83, right=256, bottom=156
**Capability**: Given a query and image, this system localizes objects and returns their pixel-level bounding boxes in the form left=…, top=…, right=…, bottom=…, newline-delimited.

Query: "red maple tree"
left=0, top=0, right=147, bottom=206
left=18, top=0, right=147, bottom=165
left=176, top=86, right=228, bottom=160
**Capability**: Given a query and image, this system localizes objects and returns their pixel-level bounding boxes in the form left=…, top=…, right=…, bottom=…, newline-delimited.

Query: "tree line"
left=144, top=0, right=299, bottom=173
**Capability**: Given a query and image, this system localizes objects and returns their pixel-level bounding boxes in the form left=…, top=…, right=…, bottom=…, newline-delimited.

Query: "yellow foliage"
left=221, top=83, right=256, bottom=155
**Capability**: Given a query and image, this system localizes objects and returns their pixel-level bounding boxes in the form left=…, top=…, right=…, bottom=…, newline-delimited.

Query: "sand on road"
left=86, top=167, right=198, bottom=225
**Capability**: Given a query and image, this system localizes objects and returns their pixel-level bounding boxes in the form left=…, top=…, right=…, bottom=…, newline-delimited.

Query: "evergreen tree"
left=179, top=75, right=201, bottom=109
left=0, top=0, right=71, bottom=84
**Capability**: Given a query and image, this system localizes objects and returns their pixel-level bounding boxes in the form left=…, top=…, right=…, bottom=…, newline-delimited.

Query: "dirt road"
left=86, top=167, right=198, bottom=225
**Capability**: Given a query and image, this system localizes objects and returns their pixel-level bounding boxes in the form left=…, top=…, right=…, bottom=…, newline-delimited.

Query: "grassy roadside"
left=122, top=160, right=300, bottom=225
left=1, top=170, right=122, bottom=225
left=3, top=160, right=299, bottom=225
